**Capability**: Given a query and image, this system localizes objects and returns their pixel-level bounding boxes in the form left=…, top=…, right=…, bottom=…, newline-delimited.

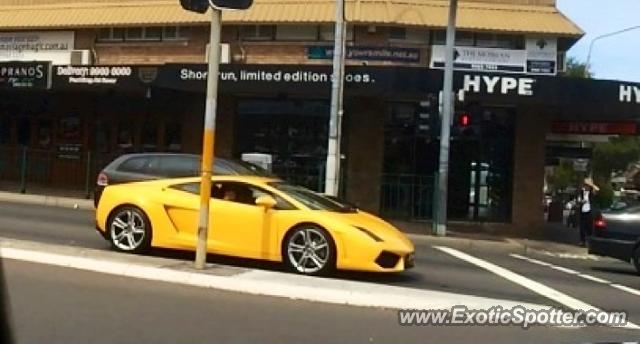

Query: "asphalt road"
left=4, top=259, right=639, bottom=344
left=1, top=201, right=640, bottom=339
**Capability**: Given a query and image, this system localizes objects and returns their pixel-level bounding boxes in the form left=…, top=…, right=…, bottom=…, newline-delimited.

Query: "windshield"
left=269, top=182, right=355, bottom=212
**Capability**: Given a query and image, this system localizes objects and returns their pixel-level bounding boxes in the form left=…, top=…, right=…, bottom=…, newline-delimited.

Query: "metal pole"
left=433, top=0, right=458, bottom=236
left=324, top=0, right=346, bottom=196
left=195, top=6, right=222, bottom=270
left=585, top=25, right=640, bottom=78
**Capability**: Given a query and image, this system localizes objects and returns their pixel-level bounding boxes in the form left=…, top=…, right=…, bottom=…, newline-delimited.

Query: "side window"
left=171, top=182, right=200, bottom=195
left=161, top=156, right=200, bottom=177
left=212, top=182, right=295, bottom=210
left=118, top=157, right=150, bottom=174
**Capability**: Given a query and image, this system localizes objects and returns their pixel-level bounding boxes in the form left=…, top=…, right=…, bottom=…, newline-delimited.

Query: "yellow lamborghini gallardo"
left=95, top=176, right=414, bottom=275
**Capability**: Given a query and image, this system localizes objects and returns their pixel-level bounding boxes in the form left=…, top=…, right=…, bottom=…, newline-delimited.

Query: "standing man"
left=577, top=178, right=599, bottom=247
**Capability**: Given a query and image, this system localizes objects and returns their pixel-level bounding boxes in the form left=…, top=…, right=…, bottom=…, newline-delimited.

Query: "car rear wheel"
left=108, top=206, right=152, bottom=253
left=633, top=247, right=640, bottom=275
left=283, top=225, right=335, bottom=276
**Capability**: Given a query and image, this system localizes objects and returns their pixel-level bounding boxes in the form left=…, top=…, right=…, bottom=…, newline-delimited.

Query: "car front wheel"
left=283, top=225, right=335, bottom=276
left=108, top=206, right=152, bottom=253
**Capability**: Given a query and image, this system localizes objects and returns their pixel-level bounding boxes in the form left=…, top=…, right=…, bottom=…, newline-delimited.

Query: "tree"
left=592, top=136, right=640, bottom=182
left=564, top=57, right=593, bottom=78
left=547, top=160, right=579, bottom=193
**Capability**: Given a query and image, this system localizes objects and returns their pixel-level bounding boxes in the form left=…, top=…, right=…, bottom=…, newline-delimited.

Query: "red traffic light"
left=459, top=112, right=470, bottom=127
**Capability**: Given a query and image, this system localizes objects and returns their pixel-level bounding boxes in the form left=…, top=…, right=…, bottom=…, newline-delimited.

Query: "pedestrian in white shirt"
left=577, top=178, right=599, bottom=247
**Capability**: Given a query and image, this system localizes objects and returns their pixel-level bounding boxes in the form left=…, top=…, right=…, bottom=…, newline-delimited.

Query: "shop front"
left=1, top=62, right=639, bottom=233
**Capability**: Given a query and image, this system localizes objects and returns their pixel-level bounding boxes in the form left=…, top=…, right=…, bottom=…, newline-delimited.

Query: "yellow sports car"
left=95, top=176, right=415, bottom=275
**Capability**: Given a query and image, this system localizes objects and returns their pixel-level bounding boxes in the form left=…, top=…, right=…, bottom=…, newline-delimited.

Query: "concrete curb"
left=0, top=191, right=93, bottom=210
left=0, top=237, right=551, bottom=311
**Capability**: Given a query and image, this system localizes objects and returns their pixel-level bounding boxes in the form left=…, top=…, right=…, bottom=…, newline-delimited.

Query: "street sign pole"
left=324, top=0, right=346, bottom=197
left=195, top=5, right=222, bottom=270
left=433, top=0, right=458, bottom=237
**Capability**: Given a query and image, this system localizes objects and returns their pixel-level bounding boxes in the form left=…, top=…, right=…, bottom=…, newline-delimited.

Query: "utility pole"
left=194, top=6, right=222, bottom=270
left=180, top=0, right=253, bottom=270
left=433, top=0, right=459, bottom=237
left=324, top=0, right=347, bottom=196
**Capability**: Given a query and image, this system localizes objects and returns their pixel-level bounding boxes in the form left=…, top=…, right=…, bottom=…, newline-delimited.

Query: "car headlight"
left=356, top=226, right=383, bottom=242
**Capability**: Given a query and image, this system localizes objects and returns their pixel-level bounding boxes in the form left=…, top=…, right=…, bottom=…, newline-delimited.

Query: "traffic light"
left=180, top=0, right=253, bottom=12
left=180, top=0, right=209, bottom=13
left=453, top=110, right=477, bottom=139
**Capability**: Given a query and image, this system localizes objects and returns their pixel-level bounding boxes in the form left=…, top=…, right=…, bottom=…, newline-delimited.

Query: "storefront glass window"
left=0, top=117, right=10, bottom=145
left=381, top=103, right=514, bottom=223
left=116, top=121, right=134, bottom=152
left=36, top=119, right=52, bottom=148
left=235, top=99, right=329, bottom=192
left=16, top=118, right=31, bottom=146
left=95, top=120, right=111, bottom=154
left=141, top=120, right=158, bottom=151
left=165, top=123, right=182, bottom=152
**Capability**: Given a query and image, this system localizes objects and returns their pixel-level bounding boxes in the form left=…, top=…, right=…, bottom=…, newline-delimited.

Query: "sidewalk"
left=0, top=187, right=590, bottom=257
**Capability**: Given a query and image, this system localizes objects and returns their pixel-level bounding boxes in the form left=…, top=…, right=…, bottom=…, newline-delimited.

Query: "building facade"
left=0, top=0, right=637, bottom=233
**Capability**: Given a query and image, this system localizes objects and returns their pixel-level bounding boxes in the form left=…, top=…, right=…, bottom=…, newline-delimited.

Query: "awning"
left=0, top=0, right=582, bottom=36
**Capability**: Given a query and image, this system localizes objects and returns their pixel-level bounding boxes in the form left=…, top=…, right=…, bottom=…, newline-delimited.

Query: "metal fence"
left=0, top=145, right=118, bottom=198
left=380, top=174, right=435, bottom=221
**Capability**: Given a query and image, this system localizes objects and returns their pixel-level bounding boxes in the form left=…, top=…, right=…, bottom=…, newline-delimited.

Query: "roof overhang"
left=0, top=0, right=583, bottom=37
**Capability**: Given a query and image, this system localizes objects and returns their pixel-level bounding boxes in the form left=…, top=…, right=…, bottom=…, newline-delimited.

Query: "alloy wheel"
left=110, top=209, right=147, bottom=251
left=286, top=227, right=331, bottom=274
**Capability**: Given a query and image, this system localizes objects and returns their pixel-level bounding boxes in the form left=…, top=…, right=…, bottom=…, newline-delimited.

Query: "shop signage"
left=0, top=31, right=74, bottom=65
left=431, top=46, right=526, bottom=73
left=462, top=74, right=535, bottom=96
left=551, top=121, right=637, bottom=135
left=155, top=64, right=391, bottom=95
left=0, top=61, right=51, bottom=89
left=307, top=46, right=420, bottom=63
left=55, top=66, right=133, bottom=85
left=619, top=84, right=640, bottom=103
left=525, top=37, right=557, bottom=75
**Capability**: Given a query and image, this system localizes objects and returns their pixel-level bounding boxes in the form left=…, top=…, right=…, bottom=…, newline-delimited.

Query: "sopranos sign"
left=0, top=61, right=51, bottom=89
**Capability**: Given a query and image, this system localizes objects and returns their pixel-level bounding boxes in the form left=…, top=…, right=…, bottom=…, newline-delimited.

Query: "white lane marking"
left=510, top=253, right=640, bottom=299
left=551, top=266, right=580, bottom=275
left=612, top=284, right=640, bottom=297
left=578, top=274, right=611, bottom=284
left=436, top=246, right=640, bottom=330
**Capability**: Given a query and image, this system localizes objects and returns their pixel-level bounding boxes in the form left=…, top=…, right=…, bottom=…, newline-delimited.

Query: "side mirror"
left=255, top=195, right=277, bottom=209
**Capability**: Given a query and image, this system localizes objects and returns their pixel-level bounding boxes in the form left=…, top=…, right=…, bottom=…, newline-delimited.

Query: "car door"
left=161, top=182, right=201, bottom=248
left=208, top=181, right=285, bottom=260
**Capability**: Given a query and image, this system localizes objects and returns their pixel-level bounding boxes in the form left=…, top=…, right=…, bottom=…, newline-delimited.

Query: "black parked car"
left=588, top=206, right=640, bottom=275
left=94, top=153, right=270, bottom=207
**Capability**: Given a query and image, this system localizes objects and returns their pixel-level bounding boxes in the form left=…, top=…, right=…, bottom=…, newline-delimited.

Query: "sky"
left=556, top=0, right=640, bottom=82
